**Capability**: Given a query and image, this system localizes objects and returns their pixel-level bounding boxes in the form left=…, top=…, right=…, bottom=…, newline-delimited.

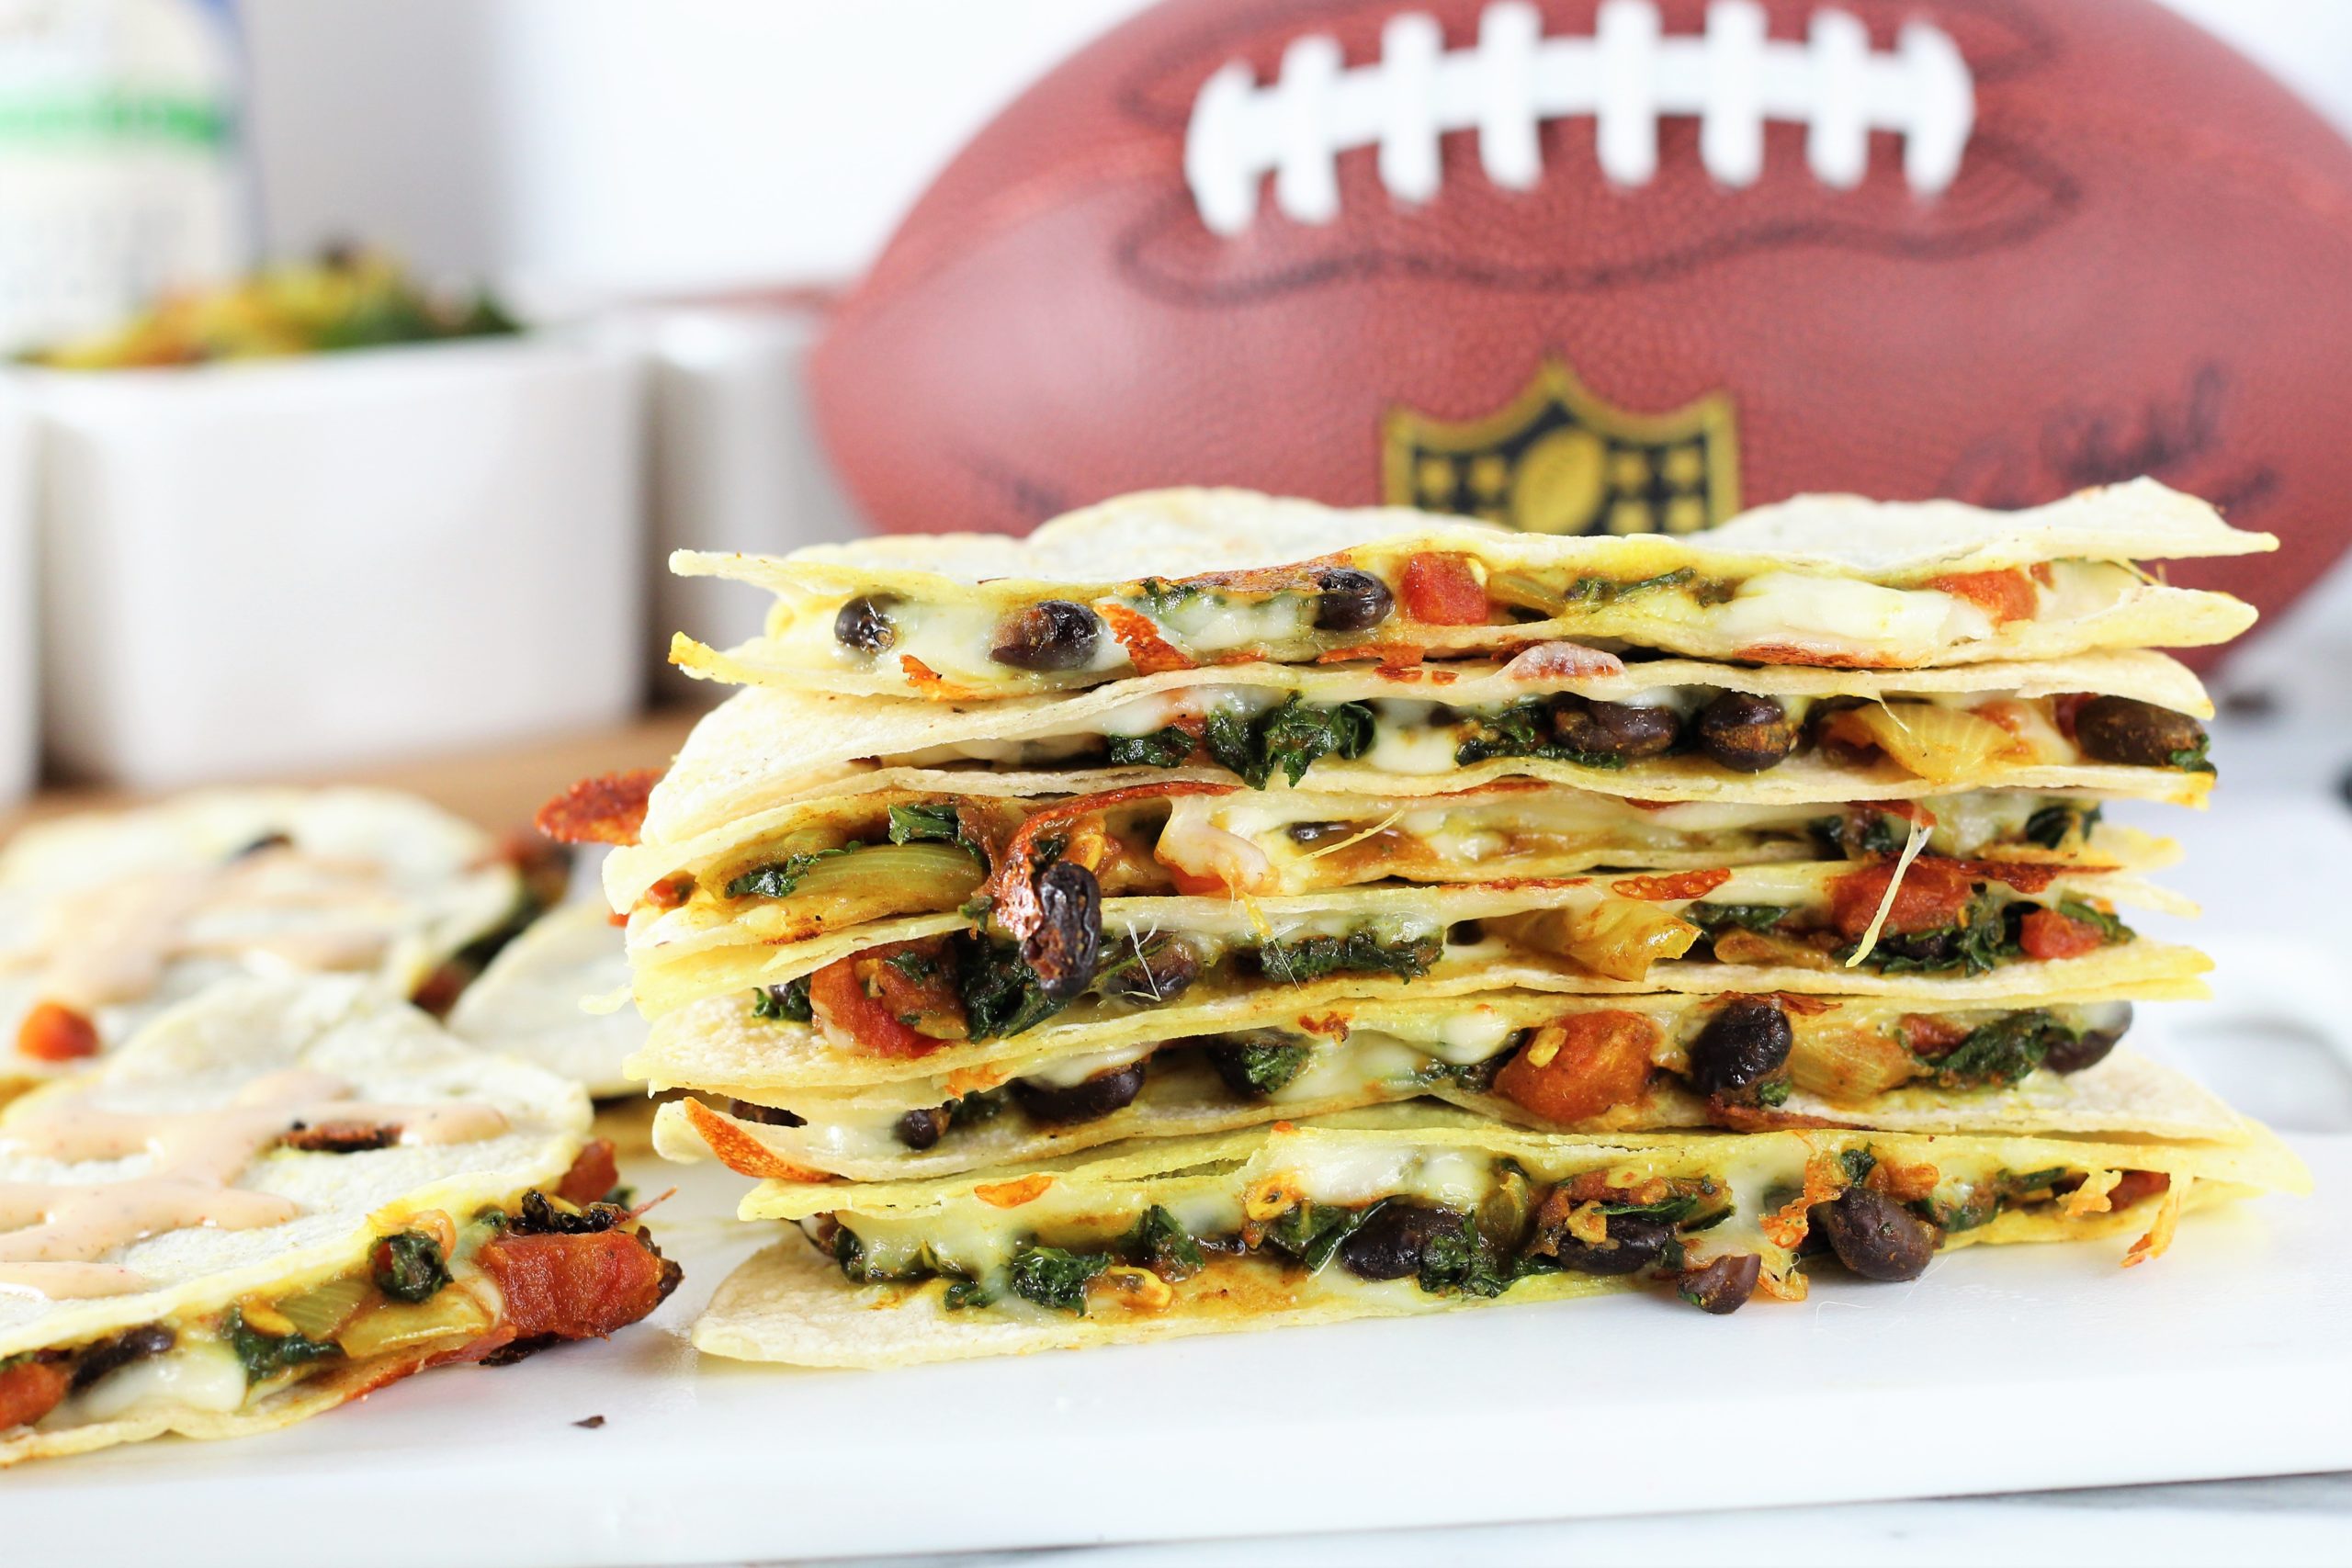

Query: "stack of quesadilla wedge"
left=577, top=478, right=2306, bottom=1364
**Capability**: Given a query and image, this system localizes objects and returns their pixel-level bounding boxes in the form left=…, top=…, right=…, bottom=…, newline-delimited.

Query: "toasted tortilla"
left=693, top=1108, right=2305, bottom=1366
left=623, top=858, right=2201, bottom=1019
left=674, top=480, right=2270, bottom=700
left=642, top=647, right=2213, bottom=855
left=0, top=976, right=589, bottom=1464
left=0, top=789, right=524, bottom=1096
left=449, top=900, right=643, bottom=1098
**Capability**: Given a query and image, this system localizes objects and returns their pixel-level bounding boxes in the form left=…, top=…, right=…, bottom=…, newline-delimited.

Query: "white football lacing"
left=1185, top=0, right=1974, bottom=235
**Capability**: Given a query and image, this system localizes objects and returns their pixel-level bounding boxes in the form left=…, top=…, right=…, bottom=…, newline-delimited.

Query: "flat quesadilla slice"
left=674, top=479, right=2271, bottom=701
left=0, top=789, right=548, bottom=1097
left=449, top=900, right=644, bottom=1099
left=691, top=1107, right=2307, bottom=1365
left=0, top=977, right=676, bottom=1465
left=622, top=853, right=2202, bottom=1023
left=642, top=987, right=2235, bottom=1182
left=630, top=649, right=2217, bottom=858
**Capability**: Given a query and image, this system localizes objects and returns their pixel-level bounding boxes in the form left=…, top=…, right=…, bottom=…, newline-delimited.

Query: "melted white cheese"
left=68, top=1337, right=249, bottom=1423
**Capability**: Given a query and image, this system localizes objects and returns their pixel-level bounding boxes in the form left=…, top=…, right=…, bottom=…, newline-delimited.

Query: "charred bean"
left=1695, top=693, right=1797, bottom=773
left=1677, top=1252, right=1762, bottom=1314
left=833, top=595, right=898, bottom=654
left=1686, top=998, right=1792, bottom=1095
left=1549, top=694, right=1681, bottom=760
left=1022, top=861, right=1102, bottom=999
left=1812, top=1186, right=1939, bottom=1280
left=2045, top=1001, right=2131, bottom=1075
left=1552, top=1213, right=1675, bottom=1276
left=1337, top=1201, right=1462, bottom=1281
left=990, top=600, right=1101, bottom=671
left=727, top=1100, right=807, bottom=1128
left=70, top=1325, right=175, bottom=1392
left=1104, top=939, right=1203, bottom=1006
left=1011, top=1060, right=1148, bottom=1126
left=894, top=1107, right=951, bottom=1149
left=1312, top=569, right=1395, bottom=633
left=2073, top=696, right=2206, bottom=768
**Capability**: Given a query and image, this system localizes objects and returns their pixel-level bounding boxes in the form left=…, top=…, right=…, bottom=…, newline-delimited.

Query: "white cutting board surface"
left=5, top=1129, right=2347, bottom=1568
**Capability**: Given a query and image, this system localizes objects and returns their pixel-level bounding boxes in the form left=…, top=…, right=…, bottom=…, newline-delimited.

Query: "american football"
left=810, top=0, right=2352, bottom=635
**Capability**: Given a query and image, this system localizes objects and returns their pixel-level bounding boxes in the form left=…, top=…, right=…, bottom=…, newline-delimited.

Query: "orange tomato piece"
left=1396, top=552, right=1489, bottom=625
left=1490, top=1010, right=1659, bottom=1125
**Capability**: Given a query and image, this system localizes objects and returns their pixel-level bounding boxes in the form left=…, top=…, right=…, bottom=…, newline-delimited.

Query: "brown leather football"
left=809, top=0, right=2352, bottom=637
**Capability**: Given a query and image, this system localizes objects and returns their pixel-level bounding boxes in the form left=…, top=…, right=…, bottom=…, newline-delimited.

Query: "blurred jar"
left=0, top=0, right=253, bottom=353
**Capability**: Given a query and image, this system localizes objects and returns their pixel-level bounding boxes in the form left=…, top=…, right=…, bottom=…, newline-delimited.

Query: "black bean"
left=71, top=1325, right=175, bottom=1392
left=895, top=1107, right=951, bottom=1150
left=1011, top=1060, right=1148, bottom=1126
left=2045, top=1001, right=2131, bottom=1075
left=1103, top=938, right=1202, bottom=1005
left=1548, top=694, right=1681, bottom=760
left=1337, top=1201, right=1463, bottom=1281
left=833, top=595, right=898, bottom=654
left=1022, top=861, right=1102, bottom=999
left=727, top=1100, right=806, bottom=1128
left=1811, top=1186, right=1939, bottom=1280
left=1312, top=568, right=1394, bottom=633
left=2074, top=696, right=2207, bottom=768
left=1686, top=998, right=1792, bottom=1096
left=1677, top=1253, right=1762, bottom=1314
left=1552, top=1213, right=1675, bottom=1276
left=990, top=600, right=1101, bottom=671
left=1695, top=692, right=1797, bottom=772
left=231, top=831, right=293, bottom=860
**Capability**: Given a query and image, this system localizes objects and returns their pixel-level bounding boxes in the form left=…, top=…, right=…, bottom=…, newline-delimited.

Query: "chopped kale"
left=1133, top=577, right=1202, bottom=616
left=1216, top=1040, right=1311, bottom=1095
left=228, top=1313, right=342, bottom=1384
left=1679, top=1206, right=1735, bottom=1234
left=1125, top=1205, right=1204, bottom=1280
left=1838, top=1147, right=1879, bottom=1187
left=1597, top=1193, right=1702, bottom=1224
left=1414, top=1215, right=1513, bottom=1299
left=1262, top=1202, right=1370, bottom=1272
left=1452, top=699, right=1630, bottom=770
left=887, top=802, right=966, bottom=847
left=1008, top=1246, right=1111, bottom=1314
left=2167, top=737, right=2216, bottom=775
left=1856, top=812, right=1907, bottom=856
left=955, top=935, right=1068, bottom=1040
left=724, top=847, right=853, bottom=900
left=1204, top=695, right=1376, bottom=787
left=371, top=1230, right=450, bottom=1303
left=751, top=977, right=813, bottom=1023
left=1106, top=726, right=1199, bottom=769
left=884, top=949, right=941, bottom=984
left=1563, top=567, right=1696, bottom=604
left=2056, top=898, right=2133, bottom=944
left=2024, top=802, right=2102, bottom=851
left=1446, top=1053, right=1510, bottom=1093
left=1922, top=1010, right=2070, bottom=1089
left=1254, top=928, right=1441, bottom=985
left=1685, top=903, right=1792, bottom=934
left=942, top=1278, right=998, bottom=1311
left=1757, top=1080, right=1792, bottom=1107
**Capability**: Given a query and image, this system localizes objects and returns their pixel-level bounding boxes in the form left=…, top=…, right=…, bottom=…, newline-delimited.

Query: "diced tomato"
left=555, top=1139, right=620, bottom=1206
left=2108, top=1170, right=2170, bottom=1210
left=1899, top=1013, right=1972, bottom=1058
left=1491, top=1010, right=1659, bottom=1125
left=0, top=1358, right=68, bottom=1431
left=1928, top=569, right=2038, bottom=624
left=1827, top=858, right=1975, bottom=941
left=17, top=1001, right=99, bottom=1063
left=645, top=873, right=695, bottom=910
left=475, top=1229, right=676, bottom=1342
left=1159, top=863, right=1229, bottom=896
left=2017, top=907, right=2110, bottom=961
left=1396, top=553, right=1489, bottom=625
left=808, top=953, right=948, bottom=1059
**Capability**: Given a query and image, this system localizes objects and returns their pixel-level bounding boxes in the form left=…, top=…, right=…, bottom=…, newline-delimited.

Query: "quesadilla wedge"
left=621, top=852, right=2201, bottom=1025
left=674, top=479, right=2271, bottom=701
left=649, top=644, right=2220, bottom=852
left=643, top=986, right=2233, bottom=1181
left=0, top=788, right=547, bottom=1097
left=690, top=1105, right=2307, bottom=1365
left=0, top=976, right=676, bottom=1465
left=450, top=901, right=644, bottom=1099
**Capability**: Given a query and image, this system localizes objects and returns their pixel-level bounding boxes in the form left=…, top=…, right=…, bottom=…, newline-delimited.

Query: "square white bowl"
left=21, top=333, right=646, bottom=788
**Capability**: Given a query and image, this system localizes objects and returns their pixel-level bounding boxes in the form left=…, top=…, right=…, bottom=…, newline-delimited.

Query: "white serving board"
left=7, top=1133, right=2348, bottom=1568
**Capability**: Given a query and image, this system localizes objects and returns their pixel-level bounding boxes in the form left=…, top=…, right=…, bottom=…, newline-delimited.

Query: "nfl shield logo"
left=1384, top=356, right=1741, bottom=536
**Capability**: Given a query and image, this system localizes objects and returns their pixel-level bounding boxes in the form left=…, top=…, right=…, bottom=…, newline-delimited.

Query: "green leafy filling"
left=1452, top=699, right=1630, bottom=770
left=1106, top=726, right=1199, bottom=769
left=724, top=848, right=851, bottom=900
left=228, top=1312, right=343, bottom=1384
left=1218, top=1040, right=1311, bottom=1095
left=1204, top=695, right=1375, bottom=788
left=1007, top=1246, right=1111, bottom=1314
left=1917, top=1009, right=2076, bottom=1089
left=751, top=977, right=812, bottom=1023
left=1255, top=929, right=1440, bottom=986
left=2024, top=802, right=2102, bottom=851
left=1685, top=903, right=1792, bottom=934
left=1125, top=1205, right=1204, bottom=1281
left=371, top=1231, right=450, bottom=1303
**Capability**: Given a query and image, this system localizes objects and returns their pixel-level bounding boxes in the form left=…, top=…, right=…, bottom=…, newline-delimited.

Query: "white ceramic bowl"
left=21, top=332, right=646, bottom=787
